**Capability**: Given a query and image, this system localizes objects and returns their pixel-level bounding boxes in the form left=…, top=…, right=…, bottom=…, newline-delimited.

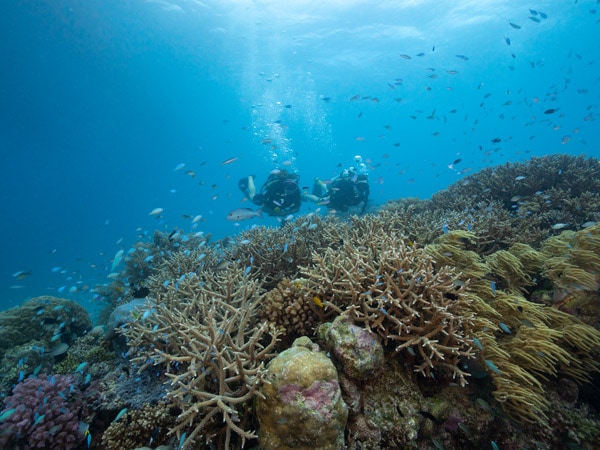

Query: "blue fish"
left=485, top=360, right=501, bottom=374
left=74, top=362, right=88, bottom=373
left=114, top=408, right=128, bottom=422
left=490, top=281, right=497, bottom=296
left=499, top=322, right=511, bottom=334
left=472, top=337, right=484, bottom=351
left=178, top=432, right=187, bottom=450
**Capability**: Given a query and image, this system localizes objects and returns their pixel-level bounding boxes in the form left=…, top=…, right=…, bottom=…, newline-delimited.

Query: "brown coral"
left=298, top=225, right=476, bottom=387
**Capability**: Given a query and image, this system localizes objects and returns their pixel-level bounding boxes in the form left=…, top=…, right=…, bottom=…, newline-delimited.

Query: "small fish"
left=455, top=54, right=469, bottom=60
left=399, top=54, right=412, bottom=59
left=544, top=108, right=557, bottom=114
left=529, top=16, right=541, bottom=23
left=515, top=175, right=526, bottom=181
left=491, top=441, right=499, bottom=450
left=453, top=158, right=462, bottom=165
left=114, top=408, right=128, bottom=422
left=313, top=296, right=324, bottom=308
left=221, top=157, right=238, bottom=165
left=33, top=414, right=45, bottom=426
left=173, top=163, right=186, bottom=171
left=490, top=281, right=497, bottom=295
left=509, top=22, right=521, bottom=29
left=476, top=397, right=493, bottom=412
left=485, top=359, right=501, bottom=374
left=149, top=207, right=164, bottom=216
left=519, top=318, right=536, bottom=328
left=111, top=249, right=124, bottom=272
left=178, top=432, right=187, bottom=450
left=499, top=322, right=511, bottom=334
left=431, top=438, right=444, bottom=450
left=74, top=362, right=88, bottom=373
left=473, top=337, right=484, bottom=351
left=12, top=270, right=32, bottom=280
left=192, top=214, right=203, bottom=223
left=552, top=223, right=568, bottom=230
left=504, top=36, right=511, bottom=45
left=227, top=208, right=262, bottom=221
left=185, top=170, right=196, bottom=178
left=0, top=408, right=16, bottom=421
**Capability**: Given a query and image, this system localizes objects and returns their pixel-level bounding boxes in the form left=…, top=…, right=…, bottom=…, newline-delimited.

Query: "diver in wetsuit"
left=239, top=170, right=301, bottom=217
left=304, top=155, right=370, bottom=214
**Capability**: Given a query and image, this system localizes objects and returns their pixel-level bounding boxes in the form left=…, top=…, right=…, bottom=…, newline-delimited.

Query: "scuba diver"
left=238, top=170, right=302, bottom=217
left=304, top=155, right=370, bottom=214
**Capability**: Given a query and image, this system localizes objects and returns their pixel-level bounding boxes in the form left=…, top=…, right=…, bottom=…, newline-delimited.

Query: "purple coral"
left=0, top=374, right=84, bottom=450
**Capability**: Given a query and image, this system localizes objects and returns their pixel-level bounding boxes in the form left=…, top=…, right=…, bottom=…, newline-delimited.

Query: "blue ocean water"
left=0, top=0, right=598, bottom=313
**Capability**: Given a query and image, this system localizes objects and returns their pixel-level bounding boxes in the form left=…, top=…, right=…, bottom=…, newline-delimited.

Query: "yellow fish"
left=313, top=296, right=324, bottom=308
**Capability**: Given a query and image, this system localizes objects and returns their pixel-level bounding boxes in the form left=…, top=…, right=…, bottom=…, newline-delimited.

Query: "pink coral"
left=0, top=374, right=83, bottom=450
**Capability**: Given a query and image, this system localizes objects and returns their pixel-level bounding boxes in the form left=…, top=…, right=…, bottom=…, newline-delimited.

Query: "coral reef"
left=101, top=402, right=175, bottom=450
left=123, top=266, right=280, bottom=449
left=299, top=223, right=476, bottom=387
left=0, top=374, right=84, bottom=450
left=256, top=337, right=348, bottom=450
left=259, top=278, right=324, bottom=341
left=4, top=155, right=592, bottom=449
left=0, top=296, right=91, bottom=359
left=318, top=315, right=385, bottom=381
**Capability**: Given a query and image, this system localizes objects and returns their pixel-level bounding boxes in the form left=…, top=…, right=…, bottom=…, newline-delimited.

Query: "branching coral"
left=123, top=266, right=280, bottom=449
left=297, top=227, right=476, bottom=387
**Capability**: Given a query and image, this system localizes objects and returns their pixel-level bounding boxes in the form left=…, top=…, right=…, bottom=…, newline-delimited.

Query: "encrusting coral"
left=256, top=337, right=348, bottom=450
left=123, top=266, right=280, bottom=449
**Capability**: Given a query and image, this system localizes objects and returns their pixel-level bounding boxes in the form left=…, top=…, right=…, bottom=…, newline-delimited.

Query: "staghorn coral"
left=222, top=214, right=344, bottom=290
left=123, top=266, right=280, bottom=450
left=298, top=226, right=476, bottom=387
left=382, top=154, right=600, bottom=250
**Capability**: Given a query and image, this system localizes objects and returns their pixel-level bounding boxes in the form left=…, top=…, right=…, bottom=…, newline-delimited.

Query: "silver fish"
left=226, top=208, right=262, bottom=221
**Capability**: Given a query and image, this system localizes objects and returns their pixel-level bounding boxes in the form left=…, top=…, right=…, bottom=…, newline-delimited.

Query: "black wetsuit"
left=328, top=174, right=369, bottom=213
left=253, top=173, right=301, bottom=216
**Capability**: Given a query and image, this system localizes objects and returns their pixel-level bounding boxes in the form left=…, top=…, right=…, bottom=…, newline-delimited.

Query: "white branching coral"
left=123, top=267, right=279, bottom=449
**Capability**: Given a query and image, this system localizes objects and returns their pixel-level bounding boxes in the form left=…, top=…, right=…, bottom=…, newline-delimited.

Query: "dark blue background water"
left=1, top=0, right=598, bottom=313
